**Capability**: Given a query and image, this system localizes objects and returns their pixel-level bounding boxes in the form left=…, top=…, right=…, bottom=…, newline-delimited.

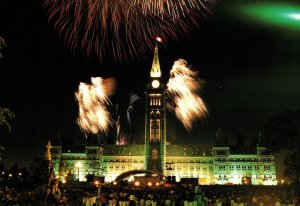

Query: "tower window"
left=149, top=94, right=161, bottom=106
left=150, top=111, right=161, bottom=142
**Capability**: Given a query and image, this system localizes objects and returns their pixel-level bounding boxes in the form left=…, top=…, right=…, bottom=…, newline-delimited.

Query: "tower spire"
left=150, top=38, right=162, bottom=78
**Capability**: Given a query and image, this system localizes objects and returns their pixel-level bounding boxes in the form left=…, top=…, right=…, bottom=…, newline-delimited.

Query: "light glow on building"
left=50, top=43, right=277, bottom=186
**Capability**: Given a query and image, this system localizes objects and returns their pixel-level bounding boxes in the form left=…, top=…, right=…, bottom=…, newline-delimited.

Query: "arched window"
left=150, top=112, right=155, bottom=119
left=156, top=111, right=160, bottom=119
left=150, top=112, right=155, bottom=142
left=155, top=111, right=160, bottom=141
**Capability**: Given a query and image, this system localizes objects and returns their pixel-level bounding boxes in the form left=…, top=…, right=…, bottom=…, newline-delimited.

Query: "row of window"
left=218, top=165, right=271, bottom=171
left=166, top=160, right=213, bottom=163
left=60, top=162, right=99, bottom=167
left=176, top=166, right=213, bottom=172
left=217, top=174, right=273, bottom=179
left=107, top=166, right=143, bottom=171
left=104, top=159, right=144, bottom=163
left=149, top=94, right=161, bottom=106
left=217, top=158, right=259, bottom=162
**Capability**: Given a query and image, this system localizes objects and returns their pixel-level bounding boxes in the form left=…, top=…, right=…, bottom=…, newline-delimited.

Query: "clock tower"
left=144, top=43, right=166, bottom=174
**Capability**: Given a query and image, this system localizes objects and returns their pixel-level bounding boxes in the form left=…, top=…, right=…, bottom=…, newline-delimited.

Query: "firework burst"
left=166, top=59, right=208, bottom=130
left=116, top=132, right=130, bottom=145
left=75, top=77, right=116, bottom=135
left=43, top=0, right=216, bottom=63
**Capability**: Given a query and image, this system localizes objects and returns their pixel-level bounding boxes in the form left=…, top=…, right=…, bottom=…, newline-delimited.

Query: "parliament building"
left=50, top=45, right=277, bottom=185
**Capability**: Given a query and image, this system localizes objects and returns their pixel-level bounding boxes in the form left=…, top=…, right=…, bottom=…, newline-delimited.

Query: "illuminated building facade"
left=50, top=45, right=277, bottom=185
left=51, top=142, right=277, bottom=185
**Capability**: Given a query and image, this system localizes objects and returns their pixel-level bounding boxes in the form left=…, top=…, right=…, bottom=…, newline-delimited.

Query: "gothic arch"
left=150, top=111, right=155, bottom=119
left=156, top=111, right=160, bottom=119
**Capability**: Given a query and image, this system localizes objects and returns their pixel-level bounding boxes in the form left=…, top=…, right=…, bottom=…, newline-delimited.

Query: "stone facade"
left=51, top=143, right=277, bottom=185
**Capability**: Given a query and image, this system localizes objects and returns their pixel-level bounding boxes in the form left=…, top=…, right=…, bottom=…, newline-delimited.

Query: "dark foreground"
left=0, top=182, right=299, bottom=206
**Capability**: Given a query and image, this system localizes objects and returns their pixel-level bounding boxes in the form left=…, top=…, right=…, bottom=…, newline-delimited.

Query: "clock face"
left=151, top=80, right=160, bottom=88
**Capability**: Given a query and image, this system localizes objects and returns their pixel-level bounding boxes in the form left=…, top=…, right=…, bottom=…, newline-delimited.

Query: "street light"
left=75, top=162, right=82, bottom=181
left=95, top=180, right=101, bottom=197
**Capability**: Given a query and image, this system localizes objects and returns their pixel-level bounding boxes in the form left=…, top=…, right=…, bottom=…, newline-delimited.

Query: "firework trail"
left=127, top=93, right=141, bottom=127
left=115, top=114, right=120, bottom=143
left=114, top=109, right=130, bottom=145
left=166, top=59, right=208, bottom=130
left=75, top=77, right=116, bottom=135
left=43, top=0, right=216, bottom=63
left=135, top=0, right=213, bottom=18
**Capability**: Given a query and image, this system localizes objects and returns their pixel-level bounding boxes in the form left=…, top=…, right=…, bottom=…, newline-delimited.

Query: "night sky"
left=1, top=0, right=300, bottom=168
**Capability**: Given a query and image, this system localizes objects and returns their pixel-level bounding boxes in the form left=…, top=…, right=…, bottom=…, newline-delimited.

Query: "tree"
left=0, top=36, right=5, bottom=62
left=0, top=145, right=4, bottom=161
left=29, top=157, right=51, bottom=186
left=0, top=107, right=15, bottom=161
left=0, top=37, right=15, bottom=162
left=263, top=109, right=300, bottom=183
left=0, top=107, right=15, bottom=132
left=0, top=37, right=15, bottom=132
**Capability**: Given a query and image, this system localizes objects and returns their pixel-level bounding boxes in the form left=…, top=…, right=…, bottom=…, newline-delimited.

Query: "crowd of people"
left=0, top=182, right=300, bottom=206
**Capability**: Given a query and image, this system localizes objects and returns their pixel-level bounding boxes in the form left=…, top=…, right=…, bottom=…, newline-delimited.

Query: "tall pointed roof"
left=150, top=44, right=161, bottom=78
